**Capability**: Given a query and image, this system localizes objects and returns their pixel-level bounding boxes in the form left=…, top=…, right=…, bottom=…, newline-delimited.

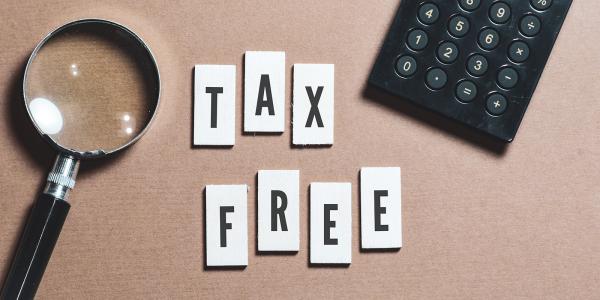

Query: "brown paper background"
left=1, top=0, right=599, bottom=299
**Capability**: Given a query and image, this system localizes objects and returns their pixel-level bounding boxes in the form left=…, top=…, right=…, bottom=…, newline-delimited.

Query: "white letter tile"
left=205, top=185, right=248, bottom=267
left=293, top=64, right=335, bottom=145
left=244, top=51, right=286, bottom=133
left=194, top=65, right=236, bottom=146
left=310, top=182, right=352, bottom=264
left=258, top=170, right=300, bottom=252
left=360, top=167, right=402, bottom=249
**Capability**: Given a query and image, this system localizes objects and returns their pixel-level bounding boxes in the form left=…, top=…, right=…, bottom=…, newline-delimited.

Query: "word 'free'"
left=205, top=167, right=401, bottom=267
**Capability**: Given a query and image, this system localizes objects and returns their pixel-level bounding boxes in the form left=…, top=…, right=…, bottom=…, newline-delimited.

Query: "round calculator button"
left=395, top=55, right=418, bottom=77
left=520, top=15, right=541, bottom=37
left=418, top=3, right=440, bottom=25
left=437, top=42, right=459, bottom=64
left=467, top=54, right=489, bottom=76
left=456, top=80, right=478, bottom=102
left=426, top=68, right=448, bottom=90
left=448, top=15, right=470, bottom=38
left=508, top=41, right=530, bottom=63
left=459, top=0, right=481, bottom=11
left=478, top=28, right=500, bottom=50
left=486, top=93, right=508, bottom=116
left=531, top=0, right=552, bottom=11
left=497, top=67, right=519, bottom=89
left=489, top=2, right=511, bottom=24
left=407, top=29, right=429, bottom=51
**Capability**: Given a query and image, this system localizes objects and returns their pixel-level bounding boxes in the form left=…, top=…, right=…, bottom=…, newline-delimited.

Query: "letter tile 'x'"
left=305, top=86, right=324, bottom=128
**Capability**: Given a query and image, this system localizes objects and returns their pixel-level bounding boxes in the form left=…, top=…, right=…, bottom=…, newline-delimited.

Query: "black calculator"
left=369, top=0, right=572, bottom=142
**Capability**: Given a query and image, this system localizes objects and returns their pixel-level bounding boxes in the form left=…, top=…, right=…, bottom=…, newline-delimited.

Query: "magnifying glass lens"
left=24, top=22, right=159, bottom=153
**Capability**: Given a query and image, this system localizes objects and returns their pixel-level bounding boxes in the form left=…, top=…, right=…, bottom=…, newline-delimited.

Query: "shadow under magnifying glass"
left=1, top=57, right=130, bottom=285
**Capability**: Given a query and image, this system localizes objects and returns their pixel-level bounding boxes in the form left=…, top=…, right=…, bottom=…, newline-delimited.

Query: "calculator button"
left=508, top=41, right=530, bottom=63
left=456, top=80, right=478, bottom=102
left=467, top=54, right=488, bottom=76
left=418, top=3, right=440, bottom=25
left=531, top=0, right=552, bottom=11
left=489, top=2, right=511, bottom=24
left=437, top=42, right=459, bottom=64
left=395, top=55, right=418, bottom=77
left=426, top=68, right=448, bottom=90
left=486, top=93, right=508, bottom=116
left=407, top=29, right=429, bottom=51
left=448, top=15, right=470, bottom=38
left=459, top=0, right=481, bottom=11
left=520, top=15, right=541, bottom=37
left=497, top=67, right=519, bottom=89
left=478, top=28, right=500, bottom=50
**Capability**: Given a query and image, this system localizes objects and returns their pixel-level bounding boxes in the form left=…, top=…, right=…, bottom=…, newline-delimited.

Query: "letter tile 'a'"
left=244, top=51, right=286, bottom=133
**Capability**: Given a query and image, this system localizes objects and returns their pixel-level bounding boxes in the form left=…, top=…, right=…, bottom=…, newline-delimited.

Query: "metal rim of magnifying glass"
left=22, top=18, right=161, bottom=159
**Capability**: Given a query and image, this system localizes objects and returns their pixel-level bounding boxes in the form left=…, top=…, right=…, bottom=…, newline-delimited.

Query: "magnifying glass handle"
left=1, top=155, right=79, bottom=299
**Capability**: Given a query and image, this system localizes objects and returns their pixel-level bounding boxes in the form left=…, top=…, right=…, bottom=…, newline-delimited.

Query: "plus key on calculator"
left=369, top=0, right=572, bottom=142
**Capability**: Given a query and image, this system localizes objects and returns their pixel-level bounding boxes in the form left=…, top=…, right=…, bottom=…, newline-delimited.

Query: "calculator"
left=369, top=0, right=572, bottom=142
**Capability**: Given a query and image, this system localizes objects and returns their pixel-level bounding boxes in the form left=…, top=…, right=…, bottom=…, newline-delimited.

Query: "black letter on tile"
left=256, top=74, right=275, bottom=116
left=324, top=204, right=338, bottom=245
left=271, top=190, right=288, bottom=231
left=206, top=87, right=224, bottom=128
left=220, top=206, right=234, bottom=247
left=305, top=86, right=324, bottom=128
left=374, top=190, right=389, bottom=231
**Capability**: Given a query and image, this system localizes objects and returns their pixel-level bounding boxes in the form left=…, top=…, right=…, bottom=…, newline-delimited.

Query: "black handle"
left=1, top=194, right=70, bottom=299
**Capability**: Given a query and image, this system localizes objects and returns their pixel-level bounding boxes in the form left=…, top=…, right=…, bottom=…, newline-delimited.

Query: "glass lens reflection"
left=25, top=22, right=158, bottom=153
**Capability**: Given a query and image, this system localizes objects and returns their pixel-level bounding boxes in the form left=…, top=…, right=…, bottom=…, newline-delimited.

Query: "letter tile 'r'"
left=258, top=170, right=300, bottom=252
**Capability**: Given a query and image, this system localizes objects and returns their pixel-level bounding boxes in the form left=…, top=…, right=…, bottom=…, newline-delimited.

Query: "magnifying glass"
left=1, top=19, right=160, bottom=298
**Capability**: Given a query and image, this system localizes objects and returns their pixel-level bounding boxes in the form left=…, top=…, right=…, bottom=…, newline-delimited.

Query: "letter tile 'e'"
left=244, top=51, right=286, bottom=133
left=205, top=185, right=248, bottom=267
left=293, top=64, right=335, bottom=145
left=310, top=182, right=352, bottom=264
left=360, top=167, right=402, bottom=249
left=258, top=170, right=300, bottom=252
left=194, top=65, right=236, bottom=146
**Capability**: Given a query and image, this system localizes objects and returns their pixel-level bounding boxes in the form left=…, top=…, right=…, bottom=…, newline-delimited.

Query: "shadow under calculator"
left=362, top=85, right=508, bottom=156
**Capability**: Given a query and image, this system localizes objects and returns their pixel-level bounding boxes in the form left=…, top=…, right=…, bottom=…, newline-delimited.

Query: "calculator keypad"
left=369, top=0, right=572, bottom=142
left=478, top=28, right=500, bottom=50
left=418, top=3, right=440, bottom=24
left=459, top=0, right=480, bottom=11
left=407, top=29, right=429, bottom=50
left=508, top=41, right=530, bottom=63
left=531, top=0, right=552, bottom=11
left=520, top=14, right=541, bottom=36
left=489, top=2, right=511, bottom=24
left=426, top=68, right=448, bottom=90
left=497, top=67, right=518, bottom=89
left=448, top=15, right=470, bottom=37
left=456, top=80, right=477, bottom=102
left=486, top=93, right=508, bottom=116
left=466, top=54, right=488, bottom=76
left=437, top=41, right=459, bottom=64
left=395, top=55, right=418, bottom=77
